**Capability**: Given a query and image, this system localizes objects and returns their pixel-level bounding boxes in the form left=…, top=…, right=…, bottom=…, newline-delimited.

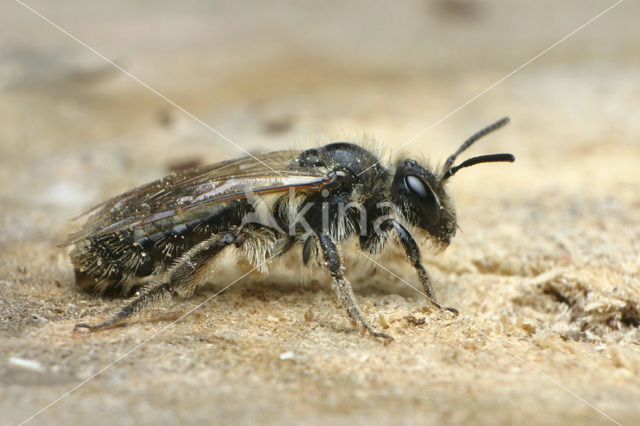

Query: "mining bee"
left=63, top=117, right=514, bottom=341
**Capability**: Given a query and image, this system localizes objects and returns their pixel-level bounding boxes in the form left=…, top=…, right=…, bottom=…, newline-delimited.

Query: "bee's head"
left=391, top=117, right=514, bottom=246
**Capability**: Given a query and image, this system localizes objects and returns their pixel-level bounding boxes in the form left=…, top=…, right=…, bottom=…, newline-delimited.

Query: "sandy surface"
left=1, top=1, right=639, bottom=425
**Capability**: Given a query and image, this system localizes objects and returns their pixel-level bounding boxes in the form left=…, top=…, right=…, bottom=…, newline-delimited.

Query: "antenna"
left=443, top=117, right=510, bottom=173
left=443, top=153, right=514, bottom=179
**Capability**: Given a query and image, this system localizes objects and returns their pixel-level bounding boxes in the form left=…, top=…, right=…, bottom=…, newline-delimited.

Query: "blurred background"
left=1, top=0, right=638, bottom=238
left=1, top=1, right=639, bottom=424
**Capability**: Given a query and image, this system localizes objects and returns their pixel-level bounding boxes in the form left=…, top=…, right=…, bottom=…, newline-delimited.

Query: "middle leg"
left=317, top=233, right=392, bottom=342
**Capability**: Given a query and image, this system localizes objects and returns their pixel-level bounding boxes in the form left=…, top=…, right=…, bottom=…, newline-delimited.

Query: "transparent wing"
left=61, top=150, right=328, bottom=245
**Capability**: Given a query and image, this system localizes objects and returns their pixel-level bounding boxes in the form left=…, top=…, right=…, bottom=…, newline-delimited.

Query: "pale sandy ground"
left=1, top=1, right=639, bottom=425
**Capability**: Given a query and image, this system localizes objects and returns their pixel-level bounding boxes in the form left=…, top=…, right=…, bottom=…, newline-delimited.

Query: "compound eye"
left=404, top=175, right=441, bottom=225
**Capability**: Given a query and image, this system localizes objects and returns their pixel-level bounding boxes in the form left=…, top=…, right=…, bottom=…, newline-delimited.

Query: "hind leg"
left=75, top=229, right=242, bottom=331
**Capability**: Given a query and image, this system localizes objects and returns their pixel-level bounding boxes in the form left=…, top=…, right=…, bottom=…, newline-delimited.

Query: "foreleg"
left=386, top=220, right=458, bottom=314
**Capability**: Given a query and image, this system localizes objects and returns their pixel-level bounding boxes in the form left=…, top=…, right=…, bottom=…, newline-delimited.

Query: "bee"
left=63, top=117, right=514, bottom=341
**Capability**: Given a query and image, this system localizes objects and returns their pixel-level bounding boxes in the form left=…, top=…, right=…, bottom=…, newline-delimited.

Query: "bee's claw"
left=376, top=332, right=394, bottom=344
left=445, top=306, right=459, bottom=316
left=74, top=317, right=120, bottom=332
left=74, top=323, right=98, bottom=332
left=365, top=326, right=394, bottom=344
left=429, top=299, right=459, bottom=316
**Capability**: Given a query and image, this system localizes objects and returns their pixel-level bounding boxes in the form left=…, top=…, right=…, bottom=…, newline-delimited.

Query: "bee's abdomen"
left=74, top=229, right=206, bottom=296
left=70, top=200, right=252, bottom=295
left=71, top=230, right=158, bottom=295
